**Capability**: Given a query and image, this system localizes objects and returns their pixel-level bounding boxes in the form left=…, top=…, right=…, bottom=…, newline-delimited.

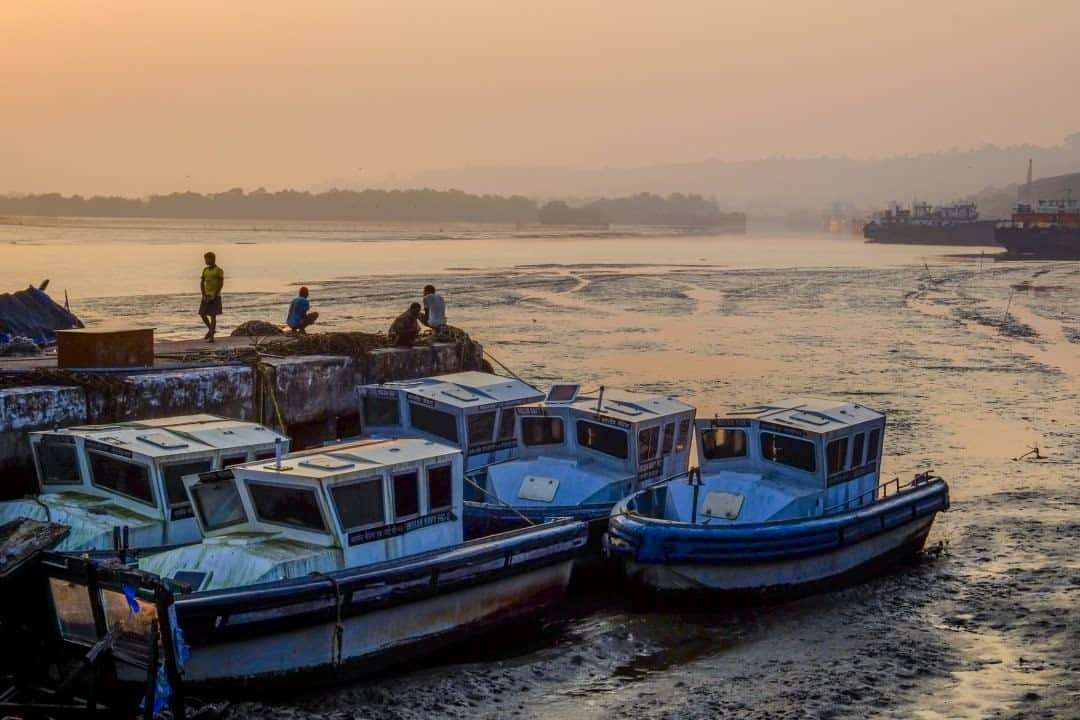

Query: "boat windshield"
left=522, top=416, right=564, bottom=446
left=37, top=437, right=81, bottom=485
left=89, top=452, right=155, bottom=506
left=409, top=402, right=459, bottom=444
left=161, top=458, right=214, bottom=509
left=191, top=479, right=248, bottom=531
left=702, top=428, right=747, bottom=459
left=363, top=395, right=400, bottom=427
left=576, top=420, right=628, bottom=459
left=467, top=411, right=497, bottom=449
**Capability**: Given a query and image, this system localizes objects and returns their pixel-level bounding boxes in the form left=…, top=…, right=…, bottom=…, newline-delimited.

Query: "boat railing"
left=821, top=471, right=939, bottom=515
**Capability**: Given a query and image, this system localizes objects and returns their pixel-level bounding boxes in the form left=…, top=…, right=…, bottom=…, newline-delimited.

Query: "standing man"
left=199, top=252, right=224, bottom=343
left=286, top=287, right=319, bottom=333
left=420, top=284, right=448, bottom=340
left=388, top=302, right=422, bottom=347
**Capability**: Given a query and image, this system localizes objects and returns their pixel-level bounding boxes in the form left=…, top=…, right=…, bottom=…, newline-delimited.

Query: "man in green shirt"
left=199, top=252, right=224, bottom=343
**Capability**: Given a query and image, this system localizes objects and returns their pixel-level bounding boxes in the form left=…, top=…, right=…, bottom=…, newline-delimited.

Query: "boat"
left=45, top=437, right=588, bottom=688
left=863, top=202, right=996, bottom=245
left=995, top=195, right=1080, bottom=259
left=0, top=415, right=288, bottom=550
left=464, top=384, right=697, bottom=542
left=604, top=398, right=949, bottom=599
left=355, top=371, right=544, bottom=474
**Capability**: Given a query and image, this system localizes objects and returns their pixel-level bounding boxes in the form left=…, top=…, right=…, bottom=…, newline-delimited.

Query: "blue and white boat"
left=356, top=371, right=544, bottom=473
left=0, top=415, right=288, bottom=550
left=45, top=437, right=587, bottom=688
left=605, top=398, right=949, bottom=598
left=464, top=385, right=697, bottom=541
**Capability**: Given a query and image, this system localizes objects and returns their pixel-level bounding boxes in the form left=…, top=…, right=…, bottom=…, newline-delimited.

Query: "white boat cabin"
left=356, top=371, right=544, bottom=472
left=0, top=415, right=288, bottom=550
left=138, top=437, right=463, bottom=592
left=680, top=398, right=886, bottom=524
left=481, top=385, right=697, bottom=509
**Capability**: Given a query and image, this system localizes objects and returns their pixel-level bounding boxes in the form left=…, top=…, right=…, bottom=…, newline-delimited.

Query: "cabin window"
left=249, top=482, right=327, bottom=533
left=221, top=454, right=249, bottom=468
left=89, top=452, right=155, bottom=506
left=330, top=478, right=385, bottom=530
left=760, top=432, right=817, bottom=473
left=661, top=423, right=676, bottom=455
left=496, top=409, right=517, bottom=441
left=638, top=426, right=660, bottom=463
left=826, top=437, right=849, bottom=474
left=161, top=458, right=214, bottom=508
left=576, top=421, right=628, bottom=459
left=254, top=450, right=276, bottom=461
left=36, top=438, right=81, bottom=485
left=427, top=465, right=453, bottom=511
left=675, top=418, right=691, bottom=452
left=364, top=396, right=400, bottom=427
left=522, top=417, right=564, bottom=446
left=467, top=411, right=497, bottom=449
left=408, top=403, right=459, bottom=444
left=392, top=471, right=420, bottom=520
left=191, top=480, right=247, bottom=531
left=866, top=428, right=881, bottom=462
left=852, top=433, right=866, bottom=466
left=702, top=429, right=747, bottom=459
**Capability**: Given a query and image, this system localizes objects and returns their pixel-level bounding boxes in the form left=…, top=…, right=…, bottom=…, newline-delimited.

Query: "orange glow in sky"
left=1, top=0, right=1078, bottom=194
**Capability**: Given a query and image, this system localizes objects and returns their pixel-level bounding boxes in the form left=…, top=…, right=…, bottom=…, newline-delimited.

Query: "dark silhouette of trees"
left=0, top=188, right=538, bottom=223
left=0, top=188, right=745, bottom=230
left=539, top=192, right=745, bottom=228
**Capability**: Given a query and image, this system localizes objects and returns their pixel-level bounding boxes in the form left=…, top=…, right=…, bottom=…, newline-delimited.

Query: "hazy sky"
left=2, top=0, right=1078, bottom=195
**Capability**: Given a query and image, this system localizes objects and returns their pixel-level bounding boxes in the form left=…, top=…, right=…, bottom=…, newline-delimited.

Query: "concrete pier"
left=0, top=339, right=484, bottom=497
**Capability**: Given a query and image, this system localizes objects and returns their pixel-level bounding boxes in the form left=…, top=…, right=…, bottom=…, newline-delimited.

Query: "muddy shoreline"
left=182, top=258, right=1080, bottom=720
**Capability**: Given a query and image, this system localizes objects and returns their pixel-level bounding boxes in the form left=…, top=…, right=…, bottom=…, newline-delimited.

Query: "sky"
left=1, top=0, right=1078, bottom=196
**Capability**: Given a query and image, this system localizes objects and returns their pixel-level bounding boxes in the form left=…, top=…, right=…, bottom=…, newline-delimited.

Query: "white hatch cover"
left=136, top=433, right=189, bottom=450
left=518, top=475, right=560, bottom=502
left=299, top=457, right=355, bottom=471
left=701, top=491, right=743, bottom=520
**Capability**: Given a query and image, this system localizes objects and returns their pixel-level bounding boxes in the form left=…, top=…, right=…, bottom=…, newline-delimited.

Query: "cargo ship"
left=995, top=194, right=1080, bottom=259
left=863, top=202, right=996, bottom=245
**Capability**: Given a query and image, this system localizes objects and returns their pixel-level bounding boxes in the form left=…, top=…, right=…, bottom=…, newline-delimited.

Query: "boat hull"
left=141, top=520, right=586, bottom=689
left=996, top=225, right=1080, bottom=259
left=607, top=479, right=947, bottom=600
left=864, top=220, right=995, bottom=245
left=463, top=501, right=612, bottom=544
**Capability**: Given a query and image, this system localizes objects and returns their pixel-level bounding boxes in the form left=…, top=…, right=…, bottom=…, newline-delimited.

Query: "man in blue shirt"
left=286, top=287, right=319, bottom=333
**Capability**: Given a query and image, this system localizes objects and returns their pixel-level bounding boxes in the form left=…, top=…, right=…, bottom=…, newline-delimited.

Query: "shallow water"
left=3, top=218, right=1077, bottom=719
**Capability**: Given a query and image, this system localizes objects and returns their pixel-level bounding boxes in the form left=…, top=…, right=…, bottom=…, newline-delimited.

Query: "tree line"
left=0, top=187, right=744, bottom=227
left=0, top=187, right=536, bottom=223
left=539, top=192, right=745, bottom=228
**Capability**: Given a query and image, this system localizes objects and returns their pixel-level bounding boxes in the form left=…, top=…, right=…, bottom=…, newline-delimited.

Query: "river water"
left=3, top=218, right=1078, bottom=719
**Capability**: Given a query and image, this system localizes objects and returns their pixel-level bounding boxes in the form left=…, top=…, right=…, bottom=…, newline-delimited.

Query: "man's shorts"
left=199, top=296, right=223, bottom=316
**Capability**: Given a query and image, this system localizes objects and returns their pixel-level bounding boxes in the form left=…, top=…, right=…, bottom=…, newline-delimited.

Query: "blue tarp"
left=0, top=286, right=83, bottom=346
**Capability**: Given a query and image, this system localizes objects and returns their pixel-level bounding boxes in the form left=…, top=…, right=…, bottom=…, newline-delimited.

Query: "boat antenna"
left=596, top=386, right=605, bottom=413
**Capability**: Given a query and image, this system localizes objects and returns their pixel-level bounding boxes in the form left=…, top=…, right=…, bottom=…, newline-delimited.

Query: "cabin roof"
left=35, top=415, right=287, bottom=458
left=722, top=398, right=882, bottom=433
left=528, top=388, right=695, bottom=422
left=236, top=437, right=459, bottom=480
left=366, top=371, right=543, bottom=409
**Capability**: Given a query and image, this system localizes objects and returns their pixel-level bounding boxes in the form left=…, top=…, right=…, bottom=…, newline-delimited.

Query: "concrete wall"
left=0, top=341, right=483, bottom=498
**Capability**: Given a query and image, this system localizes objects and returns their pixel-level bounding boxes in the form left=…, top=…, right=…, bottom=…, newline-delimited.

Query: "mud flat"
left=206, top=259, right=1077, bottom=720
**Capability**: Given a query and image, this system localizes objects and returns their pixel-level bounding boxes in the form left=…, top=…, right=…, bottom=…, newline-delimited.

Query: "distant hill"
left=961, top=170, right=1080, bottom=220
left=394, top=134, right=1080, bottom=220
